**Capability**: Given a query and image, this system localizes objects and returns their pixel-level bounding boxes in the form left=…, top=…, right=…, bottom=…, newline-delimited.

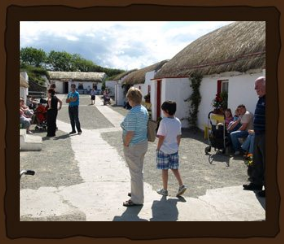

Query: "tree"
left=47, top=51, right=74, bottom=71
left=20, top=47, right=47, bottom=67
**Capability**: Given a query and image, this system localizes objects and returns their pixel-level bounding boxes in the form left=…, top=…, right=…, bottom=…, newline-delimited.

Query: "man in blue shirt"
left=66, top=84, right=82, bottom=135
left=243, top=77, right=265, bottom=197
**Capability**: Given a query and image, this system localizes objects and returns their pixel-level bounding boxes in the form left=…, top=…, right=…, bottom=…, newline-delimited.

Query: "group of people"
left=21, top=76, right=266, bottom=204
left=224, top=104, right=254, bottom=156
left=221, top=77, right=265, bottom=197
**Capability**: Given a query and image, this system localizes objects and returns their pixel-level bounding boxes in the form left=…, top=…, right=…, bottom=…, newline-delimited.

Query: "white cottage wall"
left=20, top=87, right=28, bottom=104
left=197, top=70, right=264, bottom=130
left=162, top=78, right=192, bottom=128
left=150, top=80, right=158, bottom=120
left=55, top=80, right=64, bottom=93
left=106, top=81, right=116, bottom=96
left=115, top=83, right=125, bottom=106
left=133, top=70, right=155, bottom=100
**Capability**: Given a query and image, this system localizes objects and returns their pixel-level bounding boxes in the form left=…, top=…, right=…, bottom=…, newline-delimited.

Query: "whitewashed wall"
left=20, top=87, right=28, bottom=104
left=115, top=83, right=125, bottom=106
left=105, top=81, right=116, bottom=96
left=133, top=70, right=155, bottom=100
left=55, top=80, right=64, bottom=93
left=161, top=78, right=192, bottom=128
left=150, top=79, right=158, bottom=120
left=20, top=72, right=29, bottom=104
left=197, top=70, right=265, bottom=130
left=54, top=81, right=101, bottom=94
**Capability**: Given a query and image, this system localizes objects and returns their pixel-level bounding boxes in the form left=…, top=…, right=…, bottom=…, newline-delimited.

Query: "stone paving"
left=20, top=94, right=265, bottom=221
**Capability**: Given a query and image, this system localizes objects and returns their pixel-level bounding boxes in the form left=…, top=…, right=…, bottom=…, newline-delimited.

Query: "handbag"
left=147, top=120, right=158, bottom=142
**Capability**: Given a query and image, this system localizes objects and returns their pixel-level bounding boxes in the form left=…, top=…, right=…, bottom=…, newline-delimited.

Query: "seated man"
left=230, top=104, right=253, bottom=156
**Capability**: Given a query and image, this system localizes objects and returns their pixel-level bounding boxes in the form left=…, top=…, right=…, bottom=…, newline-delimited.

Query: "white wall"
left=133, top=70, right=155, bottom=100
left=106, top=81, right=116, bottom=96
left=161, top=78, right=192, bottom=128
left=20, top=72, right=29, bottom=104
left=55, top=80, right=64, bottom=93
left=55, top=81, right=102, bottom=93
left=20, top=87, right=28, bottom=104
left=115, top=83, right=125, bottom=106
left=197, top=70, right=264, bottom=130
left=150, top=79, right=158, bottom=120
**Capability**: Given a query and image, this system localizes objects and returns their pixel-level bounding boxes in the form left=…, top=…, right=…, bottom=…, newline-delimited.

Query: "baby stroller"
left=103, top=93, right=111, bottom=105
left=205, top=111, right=230, bottom=159
left=34, top=103, right=48, bottom=131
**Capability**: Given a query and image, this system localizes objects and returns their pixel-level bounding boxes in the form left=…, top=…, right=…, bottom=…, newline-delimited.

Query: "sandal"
left=123, top=200, right=142, bottom=207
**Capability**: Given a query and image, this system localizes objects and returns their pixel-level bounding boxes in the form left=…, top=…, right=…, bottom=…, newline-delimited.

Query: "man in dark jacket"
left=243, top=76, right=266, bottom=197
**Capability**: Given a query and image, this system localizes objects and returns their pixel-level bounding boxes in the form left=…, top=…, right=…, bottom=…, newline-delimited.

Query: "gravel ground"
left=20, top=95, right=249, bottom=199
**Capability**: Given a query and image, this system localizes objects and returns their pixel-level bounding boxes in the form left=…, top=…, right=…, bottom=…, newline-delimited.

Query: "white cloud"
left=20, top=21, right=234, bottom=70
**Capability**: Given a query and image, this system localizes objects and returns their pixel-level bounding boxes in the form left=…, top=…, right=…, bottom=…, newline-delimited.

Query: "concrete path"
left=20, top=101, right=265, bottom=221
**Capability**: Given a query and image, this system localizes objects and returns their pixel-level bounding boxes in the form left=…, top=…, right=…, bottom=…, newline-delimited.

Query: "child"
left=227, top=108, right=241, bottom=132
left=224, top=108, right=233, bottom=128
left=156, top=100, right=187, bottom=197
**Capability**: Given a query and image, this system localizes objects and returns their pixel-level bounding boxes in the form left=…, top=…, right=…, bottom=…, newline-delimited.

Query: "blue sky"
left=20, top=21, right=234, bottom=70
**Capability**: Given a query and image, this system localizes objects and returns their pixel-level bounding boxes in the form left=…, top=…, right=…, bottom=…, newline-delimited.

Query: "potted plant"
left=211, top=91, right=228, bottom=114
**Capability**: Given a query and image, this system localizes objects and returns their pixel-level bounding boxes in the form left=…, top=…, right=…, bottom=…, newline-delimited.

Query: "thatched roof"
left=112, top=69, right=138, bottom=81
left=122, top=60, right=168, bottom=85
left=20, top=73, right=29, bottom=88
left=48, top=71, right=106, bottom=82
left=155, top=21, right=265, bottom=79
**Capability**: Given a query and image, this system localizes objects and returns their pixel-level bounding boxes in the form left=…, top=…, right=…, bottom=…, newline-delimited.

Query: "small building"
left=122, top=60, right=168, bottom=102
left=48, top=71, right=106, bottom=94
left=153, top=21, right=265, bottom=129
left=109, top=69, right=137, bottom=106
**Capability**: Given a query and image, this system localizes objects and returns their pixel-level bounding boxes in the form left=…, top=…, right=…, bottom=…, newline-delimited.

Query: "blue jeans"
left=68, top=105, right=82, bottom=132
left=230, top=130, right=248, bottom=152
left=241, top=133, right=255, bottom=154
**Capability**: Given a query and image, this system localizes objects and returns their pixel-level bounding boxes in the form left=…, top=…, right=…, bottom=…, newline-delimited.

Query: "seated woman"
left=224, top=108, right=234, bottom=129
left=20, top=107, right=32, bottom=134
left=227, top=108, right=242, bottom=132
left=20, top=97, right=34, bottom=118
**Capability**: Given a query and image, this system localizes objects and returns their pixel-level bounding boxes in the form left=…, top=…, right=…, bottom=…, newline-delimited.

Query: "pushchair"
left=205, top=111, right=230, bottom=159
left=103, top=94, right=111, bottom=105
left=34, top=103, right=48, bottom=131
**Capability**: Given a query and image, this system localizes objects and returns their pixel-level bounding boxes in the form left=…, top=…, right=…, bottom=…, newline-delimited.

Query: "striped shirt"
left=253, top=95, right=265, bottom=135
left=121, top=105, right=148, bottom=146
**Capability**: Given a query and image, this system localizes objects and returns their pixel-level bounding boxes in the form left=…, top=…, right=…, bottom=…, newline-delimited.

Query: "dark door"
left=156, top=79, right=162, bottom=119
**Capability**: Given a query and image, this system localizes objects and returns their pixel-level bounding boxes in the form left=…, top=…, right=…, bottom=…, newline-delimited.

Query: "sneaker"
left=78, top=131, right=82, bottom=135
left=176, top=185, right=187, bottom=197
left=157, top=189, right=168, bottom=196
left=69, top=131, right=76, bottom=135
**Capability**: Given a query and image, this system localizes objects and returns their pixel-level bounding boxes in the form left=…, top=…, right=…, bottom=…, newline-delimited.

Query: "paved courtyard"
left=20, top=95, right=265, bottom=221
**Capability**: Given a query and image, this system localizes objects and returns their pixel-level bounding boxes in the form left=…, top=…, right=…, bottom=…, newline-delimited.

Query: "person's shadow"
left=53, top=133, right=74, bottom=140
left=113, top=205, right=148, bottom=221
left=150, top=196, right=186, bottom=221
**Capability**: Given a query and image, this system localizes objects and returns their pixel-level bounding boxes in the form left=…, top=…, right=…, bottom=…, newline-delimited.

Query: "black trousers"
left=251, top=134, right=265, bottom=186
left=47, top=109, right=58, bottom=136
left=68, top=106, right=82, bottom=132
